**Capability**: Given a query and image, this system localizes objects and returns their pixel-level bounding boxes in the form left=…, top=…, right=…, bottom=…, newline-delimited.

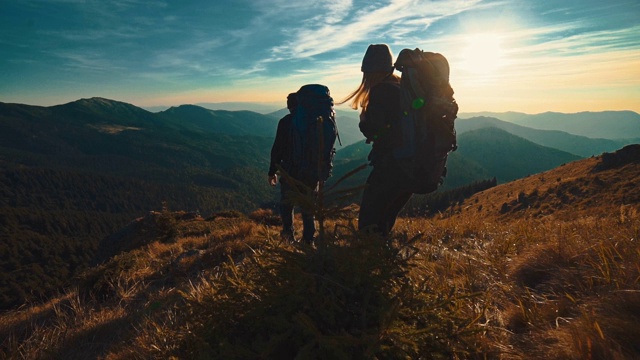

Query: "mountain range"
left=1, top=96, right=639, bottom=310
left=456, top=116, right=638, bottom=157
left=144, top=101, right=283, bottom=114
left=459, top=110, right=640, bottom=140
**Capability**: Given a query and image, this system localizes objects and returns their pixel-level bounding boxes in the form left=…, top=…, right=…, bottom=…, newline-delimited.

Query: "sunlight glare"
left=459, top=33, right=506, bottom=75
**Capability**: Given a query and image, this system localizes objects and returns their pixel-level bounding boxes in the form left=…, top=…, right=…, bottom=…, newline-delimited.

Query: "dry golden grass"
left=1, top=148, right=639, bottom=359
left=449, top=149, right=640, bottom=222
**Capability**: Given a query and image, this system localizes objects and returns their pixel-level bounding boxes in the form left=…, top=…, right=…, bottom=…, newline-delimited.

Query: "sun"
left=459, top=33, right=507, bottom=75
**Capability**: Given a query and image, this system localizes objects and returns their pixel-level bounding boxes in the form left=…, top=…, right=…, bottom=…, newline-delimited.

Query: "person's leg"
left=301, top=211, right=316, bottom=243
left=358, top=165, right=413, bottom=236
left=300, top=179, right=318, bottom=243
left=358, top=185, right=380, bottom=232
left=380, top=190, right=413, bottom=235
left=358, top=167, right=390, bottom=234
left=279, top=180, right=295, bottom=240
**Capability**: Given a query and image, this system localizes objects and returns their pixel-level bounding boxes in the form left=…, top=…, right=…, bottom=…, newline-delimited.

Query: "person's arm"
left=268, top=174, right=278, bottom=186
left=268, top=115, right=289, bottom=177
left=359, top=84, right=393, bottom=143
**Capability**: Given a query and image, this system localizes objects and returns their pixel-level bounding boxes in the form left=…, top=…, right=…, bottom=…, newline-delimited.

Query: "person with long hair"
left=341, top=44, right=413, bottom=236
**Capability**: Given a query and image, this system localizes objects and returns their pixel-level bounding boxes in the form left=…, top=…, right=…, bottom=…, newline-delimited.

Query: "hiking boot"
left=280, top=230, right=296, bottom=243
left=302, top=236, right=315, bottom=247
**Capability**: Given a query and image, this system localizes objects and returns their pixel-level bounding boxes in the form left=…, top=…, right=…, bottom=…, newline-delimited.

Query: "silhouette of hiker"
left=341, top=44, right=412, bottom=236
left=268, top=93, right=316, bottom=244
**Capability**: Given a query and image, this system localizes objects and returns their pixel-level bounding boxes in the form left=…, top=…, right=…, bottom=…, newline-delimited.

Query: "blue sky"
left=1, top=0, right=639, bottom=113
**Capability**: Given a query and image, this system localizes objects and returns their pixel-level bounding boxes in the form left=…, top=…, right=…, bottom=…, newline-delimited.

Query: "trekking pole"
left=316, top=115, right=325, bottom=244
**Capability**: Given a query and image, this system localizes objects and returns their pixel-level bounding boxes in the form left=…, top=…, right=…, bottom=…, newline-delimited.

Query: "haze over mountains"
left=1, top=96, right=639, bottom=309
left=459, top=111, right=640, bottom=140
left=455, top=116, right=638, bottom=158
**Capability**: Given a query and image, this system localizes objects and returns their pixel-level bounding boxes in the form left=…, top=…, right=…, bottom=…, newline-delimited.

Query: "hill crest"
left=446, top=144, right=640, bottom=221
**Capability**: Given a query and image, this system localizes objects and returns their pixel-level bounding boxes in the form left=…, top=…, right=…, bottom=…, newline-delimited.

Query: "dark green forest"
left=0, top=164, right=273, bottom=309
left=0, top=99, right=279, bottom=308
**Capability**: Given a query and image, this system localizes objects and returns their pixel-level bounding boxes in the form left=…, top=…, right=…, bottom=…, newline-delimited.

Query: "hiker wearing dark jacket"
left=268, top=93, right=316, bottom=244
left=341, top=44, right=412, bottom=236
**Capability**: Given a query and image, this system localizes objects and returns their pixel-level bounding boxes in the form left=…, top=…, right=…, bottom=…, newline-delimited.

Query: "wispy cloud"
left=323, top=0, right=354, bottom=24
left=41, top=26, right=146, bottom=42
left=270, top=0, right=482, bottom=59
left=47, top=49, right=127, bottom=73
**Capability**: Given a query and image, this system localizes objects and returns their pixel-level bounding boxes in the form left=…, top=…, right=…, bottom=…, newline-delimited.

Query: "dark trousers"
left=358, top=164, right=413, bottom=236
left=280, top=177, right=317, bottom=242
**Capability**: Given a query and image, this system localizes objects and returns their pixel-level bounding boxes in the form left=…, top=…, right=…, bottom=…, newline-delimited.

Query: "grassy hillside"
left=1, top=145, right=638, bottom=359
left=447, top=144, right=640, bottom=221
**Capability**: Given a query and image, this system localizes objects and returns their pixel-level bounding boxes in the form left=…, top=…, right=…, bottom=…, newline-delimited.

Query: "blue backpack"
left=290, top=84, right=338, bottom=182
left=393, top=48, right=459, bottom=194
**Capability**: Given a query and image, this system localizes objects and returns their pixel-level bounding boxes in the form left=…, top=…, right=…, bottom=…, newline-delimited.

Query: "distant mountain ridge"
left=160, top=104, right=278, bottom=136
left=456, top=116, right=637, bottom=157
left=459, top=110, right=640, bottom=140
left=454, top=127, right=582, bottom=183
left=144, top=101, right=283, bottom=114
left=0, top=98, right=274, bottom=176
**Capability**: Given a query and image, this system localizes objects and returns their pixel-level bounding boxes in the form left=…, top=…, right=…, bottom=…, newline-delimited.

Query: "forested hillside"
left=0, top=98, right=276, bottom=309
left=454, top=127, right=582, bottom=183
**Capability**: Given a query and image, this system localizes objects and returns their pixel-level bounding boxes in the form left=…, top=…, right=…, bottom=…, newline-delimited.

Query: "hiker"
left=341, top=44, right=413, bottom=236
left=268, top=93, right=317, bottom=244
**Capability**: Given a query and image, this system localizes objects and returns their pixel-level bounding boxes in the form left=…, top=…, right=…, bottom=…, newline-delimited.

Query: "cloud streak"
left=270, top=0, right=482, bottom=59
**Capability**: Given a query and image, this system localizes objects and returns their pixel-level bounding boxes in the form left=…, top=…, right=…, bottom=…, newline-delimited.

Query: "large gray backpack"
left=393, top=48, right=459, bottom=194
